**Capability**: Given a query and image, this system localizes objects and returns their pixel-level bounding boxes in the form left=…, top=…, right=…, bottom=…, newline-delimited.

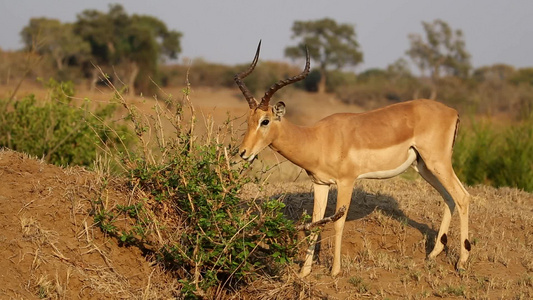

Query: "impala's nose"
left=240, top=149, right=256, bottom=162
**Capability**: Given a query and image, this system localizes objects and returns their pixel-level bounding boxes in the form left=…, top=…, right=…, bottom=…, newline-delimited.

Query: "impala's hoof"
left=426, top=252, right=439, bottom=262
left=455, top=261, right=468, bottom=274
left=456, top=266, right=467, bottom=277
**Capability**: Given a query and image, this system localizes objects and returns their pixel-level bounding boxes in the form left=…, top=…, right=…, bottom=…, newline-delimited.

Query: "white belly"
left=357, top=148, right=417, bottom=179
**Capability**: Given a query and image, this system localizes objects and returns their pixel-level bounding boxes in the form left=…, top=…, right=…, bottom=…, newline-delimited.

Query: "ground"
left=0, top=84, right=532, bottom=299
left=0, top=150, right=179, bottom=299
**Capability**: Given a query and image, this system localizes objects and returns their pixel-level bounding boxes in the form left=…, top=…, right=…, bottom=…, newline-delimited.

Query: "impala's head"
left=235, top=41, right=310, bottom=161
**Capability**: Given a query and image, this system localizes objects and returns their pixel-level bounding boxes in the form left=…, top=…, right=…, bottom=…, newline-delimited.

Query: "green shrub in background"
left=453, top=116, right=533, bottom=192
left=160, top=60, right=303, bottom=94
left=0, top=79, right=131, bottom=167
left=488, top=119, right=532, bottom=191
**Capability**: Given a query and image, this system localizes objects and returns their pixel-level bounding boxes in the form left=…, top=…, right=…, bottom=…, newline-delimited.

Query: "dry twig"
left=296, top=205, right=347, bottom=231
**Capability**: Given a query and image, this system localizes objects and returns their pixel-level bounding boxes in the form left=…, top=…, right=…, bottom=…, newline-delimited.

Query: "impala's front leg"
left=331, top=181, right=354, bottom=276
left=300, top=184, right=329, bottom=277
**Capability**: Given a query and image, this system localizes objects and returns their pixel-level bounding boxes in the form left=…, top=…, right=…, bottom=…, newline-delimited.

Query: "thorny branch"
left=296, top=206, right=347, bottom=231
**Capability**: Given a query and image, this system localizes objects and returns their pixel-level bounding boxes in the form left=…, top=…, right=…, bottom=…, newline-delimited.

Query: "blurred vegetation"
left=16, top=4, right=181, bottom=96
left=285, top=18, right=363, bottom=93
left=0, top=79, right=131, bottom=167
left=406, top=19, right=471, bottom=99
left=160, top=59, right=304, bottom=95
left=453, top=115, right=533, bottom=192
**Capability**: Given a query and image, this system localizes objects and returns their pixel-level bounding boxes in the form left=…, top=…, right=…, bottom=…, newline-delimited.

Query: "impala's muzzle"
left=239, top=149, right=256, bottom=162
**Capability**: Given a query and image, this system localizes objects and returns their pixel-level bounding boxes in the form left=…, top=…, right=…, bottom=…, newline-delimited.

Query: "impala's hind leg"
left=416, top=156, right=471, bottom=270
left=416, top=158, right=454, bottom=258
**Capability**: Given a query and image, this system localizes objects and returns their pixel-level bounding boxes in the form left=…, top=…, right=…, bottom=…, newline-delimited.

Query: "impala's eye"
left=260, top=119, right=270, bottom=126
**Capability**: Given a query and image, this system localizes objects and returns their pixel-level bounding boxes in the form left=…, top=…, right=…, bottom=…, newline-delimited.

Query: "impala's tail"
left=452, top=115, right=460, bottom=149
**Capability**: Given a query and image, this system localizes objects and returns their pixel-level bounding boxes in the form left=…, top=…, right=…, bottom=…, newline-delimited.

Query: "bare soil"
left=0, top=150, right=178, bottom=299
left=1, top=84, right=532, bottom=299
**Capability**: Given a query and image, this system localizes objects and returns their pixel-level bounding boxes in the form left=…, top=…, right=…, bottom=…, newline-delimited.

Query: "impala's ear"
left=273, top=101, right=286, bottom=119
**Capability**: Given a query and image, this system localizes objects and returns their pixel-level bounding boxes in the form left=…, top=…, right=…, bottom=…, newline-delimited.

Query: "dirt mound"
left=0, top=149, right=176, bottom=299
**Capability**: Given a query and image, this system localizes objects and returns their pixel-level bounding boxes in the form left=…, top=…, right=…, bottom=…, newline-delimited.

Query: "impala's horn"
left=258, top=46, right=310, bottom=111
left=234, top=41, right=261, bottom=109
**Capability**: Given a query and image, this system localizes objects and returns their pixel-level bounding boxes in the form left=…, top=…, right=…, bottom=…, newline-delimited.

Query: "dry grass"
left=238, top=178, right=532, bottom=299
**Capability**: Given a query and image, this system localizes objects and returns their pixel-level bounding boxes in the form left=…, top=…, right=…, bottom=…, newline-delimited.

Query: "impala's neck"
left=270, top=118, right=319, bottom=169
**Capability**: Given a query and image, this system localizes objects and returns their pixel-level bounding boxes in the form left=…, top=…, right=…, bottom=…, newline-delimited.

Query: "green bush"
left=92, top=85, right=298, bottom=298
left=0, top=79, right=131, bottom=166
left=453, top=116, right=533, bottom=192
left=488, top=119, right=533, bottom=191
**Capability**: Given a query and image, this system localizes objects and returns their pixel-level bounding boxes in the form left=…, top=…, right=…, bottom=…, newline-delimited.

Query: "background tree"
left=74, top=4, right=181, bottom=95
left=20, top=18, right=90, bottom=71
left=285, top=18, right=363, bottom=93
left=406, top=19, right=471, bottom=99
left=386, top=58, right=413, bottom=83
left=124, top=15, right=182, bottom=95
left=73, top=5, right=126, bottom=90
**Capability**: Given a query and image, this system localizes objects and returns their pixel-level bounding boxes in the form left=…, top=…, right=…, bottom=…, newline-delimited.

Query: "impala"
left=234, top=42, right=471, bottom=277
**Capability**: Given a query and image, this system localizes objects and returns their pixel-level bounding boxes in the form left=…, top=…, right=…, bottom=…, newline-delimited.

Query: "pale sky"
left=1, top=0, right=532, bottom=72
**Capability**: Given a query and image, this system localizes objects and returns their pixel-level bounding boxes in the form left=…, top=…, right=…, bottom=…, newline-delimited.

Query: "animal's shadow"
left=276, top=187, right=439, bottom=257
